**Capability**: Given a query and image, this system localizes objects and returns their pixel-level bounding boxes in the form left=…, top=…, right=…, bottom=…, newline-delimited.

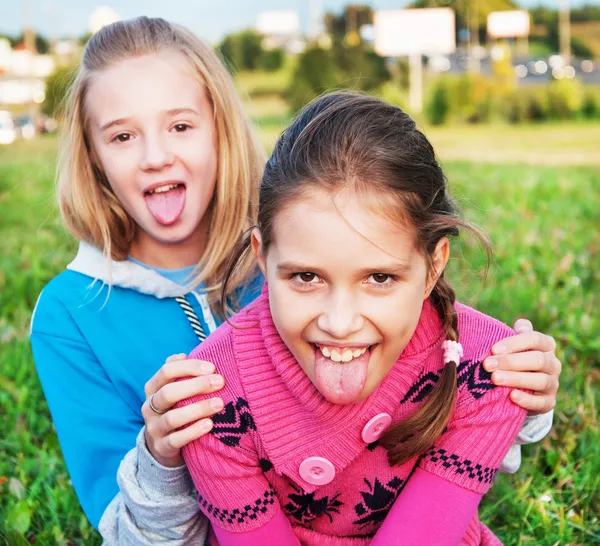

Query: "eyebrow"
left=99, top=107, right=202, bottom=132
left=276, top=261, right=412, bottom=276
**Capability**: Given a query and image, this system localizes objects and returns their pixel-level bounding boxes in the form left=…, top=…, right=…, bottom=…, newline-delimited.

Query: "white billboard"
left=488, top=11, right=530, bottom=39
left=374, top=8, right=456, bottom=56
left=256, top=10, right=300, bottom=36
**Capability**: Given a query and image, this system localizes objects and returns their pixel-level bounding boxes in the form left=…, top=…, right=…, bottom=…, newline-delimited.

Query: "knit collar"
left=234, top=284, right=445, bottom=492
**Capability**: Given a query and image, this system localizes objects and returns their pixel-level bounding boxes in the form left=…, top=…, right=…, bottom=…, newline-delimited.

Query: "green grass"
left=0, top=133, right=598, bottom=545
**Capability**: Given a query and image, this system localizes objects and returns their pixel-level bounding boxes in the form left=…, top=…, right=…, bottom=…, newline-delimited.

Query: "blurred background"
left=0, top=1, right=598, bottom=545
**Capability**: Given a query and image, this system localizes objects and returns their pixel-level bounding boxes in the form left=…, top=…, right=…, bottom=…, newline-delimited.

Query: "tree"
left=42, top=66, right=77, bottom=118
left=262, top=48, right=285, bottom=72
left=286, top=46, right=340, bottom=112
left=218, top=30, right=263, bottom=72
left=324, top=4, right=374, bottom=42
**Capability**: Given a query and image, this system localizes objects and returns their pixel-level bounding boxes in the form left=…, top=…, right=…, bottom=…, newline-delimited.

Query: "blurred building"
left=256, top=10, right=305, bottom=54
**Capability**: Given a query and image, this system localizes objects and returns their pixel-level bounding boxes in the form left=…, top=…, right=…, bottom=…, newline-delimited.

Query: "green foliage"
left=547, top=79, right=585, bottom=120
left=41, top=66, right=77, bottom=119
left=581, top=87, right=600, bottom=119
left=287, top=42, right=390, bottom=112
left=286, top=46, right=340, bottom=113
left=324, top=4, right=374, bottom=41
left=425, top=79, right=451, bottom=125
left=262, top=48, right=285, bottom=72
left=1, top=134, right=599, bottom=545
left=218, top=30, right=264, bottom=73
left=422, top=71, right=596, bottom=125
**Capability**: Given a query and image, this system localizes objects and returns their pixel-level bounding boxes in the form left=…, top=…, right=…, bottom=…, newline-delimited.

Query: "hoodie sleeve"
left=98, top=429, right=208, bottom=545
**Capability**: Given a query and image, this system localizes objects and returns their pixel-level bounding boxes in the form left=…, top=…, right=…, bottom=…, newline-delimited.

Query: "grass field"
left=0, top=126, right=599, bottom=545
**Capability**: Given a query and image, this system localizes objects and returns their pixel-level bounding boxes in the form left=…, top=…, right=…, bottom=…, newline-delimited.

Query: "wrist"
left=136, top=428, right=194, bottom=497
left=144, top=428, right=184, bottom=467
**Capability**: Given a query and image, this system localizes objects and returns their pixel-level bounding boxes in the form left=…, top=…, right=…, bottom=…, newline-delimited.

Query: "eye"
left=292, top=272, right=321, bottom=285
left=367, top=273, right=395, bottom=286
left=112, top=133, right=132, bottom=143
left=172, top=123, right=191, bottom=133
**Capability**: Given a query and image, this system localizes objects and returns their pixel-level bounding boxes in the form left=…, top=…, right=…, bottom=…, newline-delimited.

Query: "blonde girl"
left=30, top=17, right=560, bottom=544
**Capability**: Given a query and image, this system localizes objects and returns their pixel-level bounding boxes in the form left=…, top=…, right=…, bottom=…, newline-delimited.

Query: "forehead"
left=85, top=50, right=208, bottom=124
left=270, top=187, right=420, bottom=266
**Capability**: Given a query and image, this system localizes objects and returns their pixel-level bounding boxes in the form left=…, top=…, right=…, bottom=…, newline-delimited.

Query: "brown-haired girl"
left=179, top=92, right=558, bottom=545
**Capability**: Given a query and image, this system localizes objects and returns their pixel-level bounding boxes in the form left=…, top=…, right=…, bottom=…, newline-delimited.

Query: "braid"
left=380, top=275, right=459, bottom=466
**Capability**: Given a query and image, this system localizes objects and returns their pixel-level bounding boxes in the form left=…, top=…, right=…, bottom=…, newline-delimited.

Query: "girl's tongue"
left=144, top=185, right=186, bottom=225
left=314, top=348, right=369, bottom=405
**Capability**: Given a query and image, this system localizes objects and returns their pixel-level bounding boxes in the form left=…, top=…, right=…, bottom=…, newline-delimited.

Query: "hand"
left=142, top=354, right=225, bottom=467
left=483, top=319, right=561, bottom=416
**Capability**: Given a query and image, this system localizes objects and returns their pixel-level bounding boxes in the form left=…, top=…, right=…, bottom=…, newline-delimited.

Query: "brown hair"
left=58, top=16, right=265, bottom=311
left=222, top=91, right=490, bottom=466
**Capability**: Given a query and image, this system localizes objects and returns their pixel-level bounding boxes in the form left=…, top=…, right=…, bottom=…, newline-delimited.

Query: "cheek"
left=97, top=149, right=138, bottom=196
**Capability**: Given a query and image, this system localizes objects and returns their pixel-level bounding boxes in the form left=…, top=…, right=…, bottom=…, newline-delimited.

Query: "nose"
left=139, top=134, right=174, bottom=171
left=317, top=290, right=364, bottom=339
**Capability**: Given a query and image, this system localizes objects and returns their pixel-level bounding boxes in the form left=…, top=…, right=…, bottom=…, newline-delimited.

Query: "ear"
left=425, top=237, right=450, bottom=299
left=251, top=228, right=266, bottom=275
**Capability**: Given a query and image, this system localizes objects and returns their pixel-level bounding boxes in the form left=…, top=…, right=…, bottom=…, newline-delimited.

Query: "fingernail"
left=511, top=390, right=522, bottom=402
left=201, top=419, right=213, bottom=432
left=210, top=375, right=224, bottom=388
left=210, top=398, right=223, bottom=411
left=493, top=343, right=506, bottom=355
left=166, top=353, right=185, bottom=362
left=493, top=371, right=506, bottom=384
left=200, top=362, right=215, bottom=374
left=485, top=357, right=498, bottom=371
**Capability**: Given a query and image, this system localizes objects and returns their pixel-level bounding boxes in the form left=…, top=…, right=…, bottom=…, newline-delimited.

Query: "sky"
left=1, top=0, right=590, bottom=44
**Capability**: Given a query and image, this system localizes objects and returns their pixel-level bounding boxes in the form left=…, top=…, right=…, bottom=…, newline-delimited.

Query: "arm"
left=371, top=469, right=482, bottom=546
left=100, top=354, right=230, bottom=544
left=99, top=429, right=208, bottom=545
left=375, top=358, right=526, bottom=544
left=30, top=294, right=211, bottom=543
left=181, top=421, right=300, bottom=546
left=486, top=320, right=560, bottom=472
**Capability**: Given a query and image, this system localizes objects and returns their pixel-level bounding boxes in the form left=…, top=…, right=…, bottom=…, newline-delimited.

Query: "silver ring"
left=149, top=393, right=167, bottom=415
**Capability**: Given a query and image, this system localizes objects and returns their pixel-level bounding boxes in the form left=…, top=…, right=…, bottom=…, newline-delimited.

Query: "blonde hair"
left=58, top=16, right=265, bottom=312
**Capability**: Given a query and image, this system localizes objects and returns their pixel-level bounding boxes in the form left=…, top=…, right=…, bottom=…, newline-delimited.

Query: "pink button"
left=299, top=457, right=335, bottom=485
left=361, top=413, right=392, bottom=443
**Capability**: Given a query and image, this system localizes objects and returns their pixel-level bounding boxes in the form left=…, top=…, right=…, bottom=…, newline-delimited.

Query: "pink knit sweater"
left=180, top=286, right=526, bottom=545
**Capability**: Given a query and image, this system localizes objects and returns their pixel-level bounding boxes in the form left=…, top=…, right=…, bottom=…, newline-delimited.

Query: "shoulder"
left=452, top=303, right=516, bottom=410
left=455, top=302, right=514, bottom=363
left=31, top=270, right=98, bottom=336
left=187, top=301, right=262, bottom=405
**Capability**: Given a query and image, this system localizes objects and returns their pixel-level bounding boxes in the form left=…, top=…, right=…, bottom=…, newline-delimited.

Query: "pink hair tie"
left=442, top=340, right=464, bottom=364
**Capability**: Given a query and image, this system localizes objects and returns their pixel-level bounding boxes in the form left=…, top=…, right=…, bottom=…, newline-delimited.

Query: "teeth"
left=341, top=350, right=353, bottom=362
left=148, top=183, right=180, bottom=194
left=317, top=345, right=368, bottom=363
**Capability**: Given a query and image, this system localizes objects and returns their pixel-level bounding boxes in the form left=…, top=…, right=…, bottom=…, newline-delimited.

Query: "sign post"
left=374, top=8, right=456, bottom=113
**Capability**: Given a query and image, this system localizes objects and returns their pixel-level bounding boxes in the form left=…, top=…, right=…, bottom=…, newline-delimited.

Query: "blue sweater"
left=30, top=243, right=263, bottom=529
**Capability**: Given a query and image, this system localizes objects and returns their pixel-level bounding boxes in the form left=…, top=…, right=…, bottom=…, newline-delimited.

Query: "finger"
left=491, top=330, right=557, bottom=356
left=163, top=418, right=214, bottom=451
left=484, top=350, right=550, bottom=373
left=166, top=353, right=188, bottom=363
left=510, top=390, right=556, bottom=415
left=144, top=359, right=216, bottom=396
left=513, top=318, right=533, bottom=333
left=491, top=370, right=558, bottom=393
left=153, top=374, right=225, bottom=411
left=157, top=398, right=224, bottom=435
